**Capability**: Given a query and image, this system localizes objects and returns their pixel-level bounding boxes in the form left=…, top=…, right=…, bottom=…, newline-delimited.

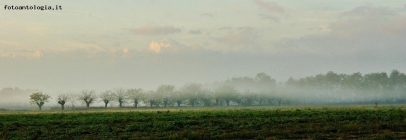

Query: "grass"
left=1, top=105, right=406, bottom=139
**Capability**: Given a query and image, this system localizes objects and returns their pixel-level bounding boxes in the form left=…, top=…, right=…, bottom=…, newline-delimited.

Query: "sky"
left=1, top=0, right=406, bottom=93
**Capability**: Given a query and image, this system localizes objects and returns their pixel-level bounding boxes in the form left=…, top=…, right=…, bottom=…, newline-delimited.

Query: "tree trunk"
left=37, top=102, right=44, bottom=110
left=177, top=101, right=181, bottom=107
left=103, top=100, right=109, bottom=108
left=150, top=101, right=153, bottom=107
left=247, top=99, right=252, bottom=106
left=215, top=99, right=219, bottom=106
left=86, top=102, right=90, bottom=108
left=58, top=101, right=66, bottom=110
left=204, top=100, right=210, bottom=106
left=119, top=101, right=123, bottom=108
left=226, top=100, right=230, bottom=106
left=134, top=100, right=138, bottom=107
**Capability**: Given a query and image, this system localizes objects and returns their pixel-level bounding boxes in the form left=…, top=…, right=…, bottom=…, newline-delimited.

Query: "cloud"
left=149, top=40, right=171, bottom=53
left=307, top=25, right=331, bottom=32
left=63, top=41, right=108, bottom=57
left=214, top=27, right=261, bottom=51
left=0, top=52, right=16, bottom=58
left=189, top=30, right=202, bottom=35
left=340, top=6, right=394, bottom=18
left=122, top=48, right=130, bottom=54
left=259, top=14, right=280, bottom=22
left=130, top=26, right=181, bottom=36
left=122, top=48, right=132, bottom=58
left=273, top=6, right=406, bottom=57
left=253, top=0, right=284, bottom=13
left=57, top=41, right=139, bottom=59
left=31, top=50, right=43, bottom=58
left=0, top=48, right=46, bottom=59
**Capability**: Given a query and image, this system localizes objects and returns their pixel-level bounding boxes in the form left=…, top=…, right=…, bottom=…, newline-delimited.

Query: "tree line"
left=29, top=70, right=406, bottom=110
left=285, top=70, right=406, bottom=105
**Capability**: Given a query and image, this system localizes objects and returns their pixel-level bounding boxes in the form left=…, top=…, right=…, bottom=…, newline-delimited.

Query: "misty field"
left=1, top=106, right=406, bottom=139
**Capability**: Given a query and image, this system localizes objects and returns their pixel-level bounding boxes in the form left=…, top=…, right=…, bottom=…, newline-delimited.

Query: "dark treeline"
left=3, top=70, right=406, bottom=110
left=284, top=70, right=406, bottom=105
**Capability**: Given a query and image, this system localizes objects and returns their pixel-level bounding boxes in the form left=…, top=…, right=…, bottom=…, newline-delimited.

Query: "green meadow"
left=1, top=106, right=406, bottom=139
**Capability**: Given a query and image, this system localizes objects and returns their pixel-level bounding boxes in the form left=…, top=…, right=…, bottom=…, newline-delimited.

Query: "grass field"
left=1, top=106, right=406, bottom=139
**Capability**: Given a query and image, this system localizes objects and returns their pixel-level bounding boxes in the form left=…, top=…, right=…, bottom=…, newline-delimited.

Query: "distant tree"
left=67, top=93, right=78, bottom=109
left=79, top=90, right=97, bottom=108
left=363, top=72, right=389, bottom=103
left=241, top=90, right=256, bottom=106
left=389, top=70, right=401, bottom=91
left=215, top=85, right=237, bottom=106
left=29, top=92, right=51, bottom=110
left=182, top=83, right=204, bottom=107
left=343, top=72, right=363, bottom=91
left=201, top=88, right=213, bottom=106
left=113, top=88, right=127, bottom=108
left=386, top=70, right=406, bottom=103
left=255, top=72, right=277, bottom=87
left=212, top=86, right=224, bottom=106
left=233, top=92, right=243, bottom=106
left=57, top=93, right=69, bottom=110
left=99, top=90, right=114, bottom=108
left=285, top=77, right=297, bottom=87
left=224, top=76, right=257, bottom=92
left=275, top=98, right=283, bottom=106
left=255, top=92, right=267, bottom=106
left=172, top=90, right=186, bottom=107
left=144, top=90, right=160, bottom=107
left=127, top=88, right=144, bottom=107
left=156, top=85, right=175, bottom=107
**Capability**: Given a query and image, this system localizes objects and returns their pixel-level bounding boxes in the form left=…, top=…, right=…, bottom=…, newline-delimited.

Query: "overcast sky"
left=1, top=0, right=406, bottom=93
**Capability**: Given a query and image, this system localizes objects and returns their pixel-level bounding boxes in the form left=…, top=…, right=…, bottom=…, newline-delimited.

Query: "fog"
left=1, top=1, right=406, bottom=109
left=1, top=70, right=405, bottom=110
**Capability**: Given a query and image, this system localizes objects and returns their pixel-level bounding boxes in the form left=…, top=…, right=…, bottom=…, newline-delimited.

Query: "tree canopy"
left=29, top=92, right=51, bottom=110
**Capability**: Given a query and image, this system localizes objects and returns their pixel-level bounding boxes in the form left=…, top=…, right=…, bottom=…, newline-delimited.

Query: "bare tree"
left=127, top=88, right=144, bottom=107
left=99, top=90, right=114, bottom=108
left=57, top=93, right=69, bottom=110
left=144, top=90, right=160, bottom=107
left=79, top=90, right=97, bottom=108
left=29, top=92, right=51, bottom=110
left=172, top=90, right=186, bottom=107
left=67, top=93, right=78, bottom=109
left=113, top=88, right=127, bottom=108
